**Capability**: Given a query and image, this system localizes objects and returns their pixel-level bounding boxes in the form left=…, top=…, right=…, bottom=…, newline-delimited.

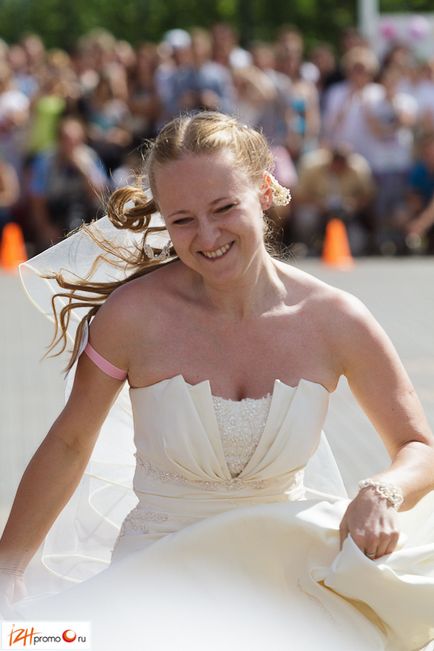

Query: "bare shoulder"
left=277, top=261, right=384, bottom=366
left=87, top=261, right=181, bottom=367
left=277, top=260, right=367, bottom=317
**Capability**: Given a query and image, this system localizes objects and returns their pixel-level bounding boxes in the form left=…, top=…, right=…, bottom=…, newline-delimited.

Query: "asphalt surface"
left=1, top=257, right=433, bottom=527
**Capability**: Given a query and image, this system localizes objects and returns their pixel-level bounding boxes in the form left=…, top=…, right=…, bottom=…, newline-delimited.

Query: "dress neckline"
left=129, top=374, right=330, bottom=481
left=129, top=374, right=330, bottom=402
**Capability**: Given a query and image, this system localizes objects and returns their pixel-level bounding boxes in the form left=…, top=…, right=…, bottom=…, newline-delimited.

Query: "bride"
left=1, top=111, right=434, bottom=650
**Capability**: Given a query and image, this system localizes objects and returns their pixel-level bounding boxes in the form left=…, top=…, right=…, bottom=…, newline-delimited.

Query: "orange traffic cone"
left=0, top=222, right=27, bottom=272
left=321, top=218, right=354, bottom=270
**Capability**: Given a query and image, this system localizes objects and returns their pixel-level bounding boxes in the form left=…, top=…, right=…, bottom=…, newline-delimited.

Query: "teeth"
left=202, top=242, right=232, bottom=259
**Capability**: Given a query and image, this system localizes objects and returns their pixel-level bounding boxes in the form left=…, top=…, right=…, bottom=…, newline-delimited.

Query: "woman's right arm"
left=0, top=292, right=131, bottom=576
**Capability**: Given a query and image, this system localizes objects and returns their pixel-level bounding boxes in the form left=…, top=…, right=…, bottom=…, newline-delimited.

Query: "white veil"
left=18, top=214, right=348, bottom=597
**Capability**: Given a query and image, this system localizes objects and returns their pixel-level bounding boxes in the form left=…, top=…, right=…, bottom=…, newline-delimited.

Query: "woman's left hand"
left=339, top=487, right=400, bottom=560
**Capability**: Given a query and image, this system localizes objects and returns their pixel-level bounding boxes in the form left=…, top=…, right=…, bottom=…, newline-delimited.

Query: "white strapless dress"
left=13, top=375, right=434, bottom=651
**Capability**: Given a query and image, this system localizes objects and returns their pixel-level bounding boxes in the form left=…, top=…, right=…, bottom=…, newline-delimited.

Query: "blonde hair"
left=47, top=111, right=280, bottom=371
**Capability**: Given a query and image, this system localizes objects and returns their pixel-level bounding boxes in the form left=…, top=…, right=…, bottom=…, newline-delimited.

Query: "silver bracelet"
left=358, top=479, right=404, bottom=510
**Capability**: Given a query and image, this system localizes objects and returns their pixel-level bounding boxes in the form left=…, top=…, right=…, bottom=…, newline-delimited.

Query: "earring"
left=156, top=240, right=172, bottom=261
left=144, top=239, right=173, bottom=261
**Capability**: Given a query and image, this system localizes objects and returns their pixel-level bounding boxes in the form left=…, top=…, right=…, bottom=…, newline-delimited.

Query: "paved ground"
left=1, top=257, right=433, bottom=527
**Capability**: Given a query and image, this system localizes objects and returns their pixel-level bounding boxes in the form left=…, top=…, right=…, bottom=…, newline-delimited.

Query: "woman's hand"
left=339, top=486, right=400, bottom=560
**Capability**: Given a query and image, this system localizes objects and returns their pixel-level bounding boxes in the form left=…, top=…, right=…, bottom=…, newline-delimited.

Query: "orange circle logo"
left=62, top=630, right=77, bottom=642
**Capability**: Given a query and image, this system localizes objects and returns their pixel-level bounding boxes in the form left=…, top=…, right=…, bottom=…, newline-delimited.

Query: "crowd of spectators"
left=0, top=24, right=434, bottom=257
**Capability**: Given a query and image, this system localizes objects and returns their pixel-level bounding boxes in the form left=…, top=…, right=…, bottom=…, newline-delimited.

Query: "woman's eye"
left=216, top=204, right=235, bottom=213
left=173, top=217, right=193, bottom=225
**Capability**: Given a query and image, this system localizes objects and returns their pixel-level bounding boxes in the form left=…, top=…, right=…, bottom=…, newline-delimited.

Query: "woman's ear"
left=259, top=172, right=273, bottom=211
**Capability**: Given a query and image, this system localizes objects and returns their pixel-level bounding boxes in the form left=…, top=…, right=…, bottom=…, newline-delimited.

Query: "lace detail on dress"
left=119, top=507, right=169, bottom=537
left=135, top=456, right=268, bottom=491
left=212, top=393, right=272, bottom=477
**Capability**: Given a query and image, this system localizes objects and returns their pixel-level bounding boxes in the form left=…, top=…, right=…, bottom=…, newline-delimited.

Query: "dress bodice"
left=113, top=375, right=331, bottom=555
left=130, top=375, right=329, bottom=494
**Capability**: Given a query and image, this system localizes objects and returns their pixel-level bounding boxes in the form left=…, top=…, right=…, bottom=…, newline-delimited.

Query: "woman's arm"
left=325, top=290, right=434, bottom=557
left=0, top=354, right=125, bottom=572
left=0, top=295, right=131, bottom=573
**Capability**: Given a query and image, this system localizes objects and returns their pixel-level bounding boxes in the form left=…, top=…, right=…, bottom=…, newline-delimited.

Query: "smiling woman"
left=154, top=149, right=273, bottom=287
left=1, top=112, right=434, bottom=651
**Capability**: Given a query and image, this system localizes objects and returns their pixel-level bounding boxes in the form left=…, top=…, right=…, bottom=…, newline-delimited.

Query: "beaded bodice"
left=212, top=394, right=272, bottom=477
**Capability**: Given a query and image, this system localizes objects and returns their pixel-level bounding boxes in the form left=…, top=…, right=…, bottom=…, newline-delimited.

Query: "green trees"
left=0, top=0, right=432, bottom=51
left=0, top=0, right=358, bottom=50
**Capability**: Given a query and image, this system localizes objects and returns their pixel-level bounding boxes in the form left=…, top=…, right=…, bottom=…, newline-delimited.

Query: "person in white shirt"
left=322, top=47, right=380, bottom=167
left=363, top=64, right=418, bottom=254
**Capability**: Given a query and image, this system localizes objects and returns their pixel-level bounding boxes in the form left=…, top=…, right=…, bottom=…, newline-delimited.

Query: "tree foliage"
left=0, top=0, right=359, bottom=50
left=1, top=0, right=432, bottom=51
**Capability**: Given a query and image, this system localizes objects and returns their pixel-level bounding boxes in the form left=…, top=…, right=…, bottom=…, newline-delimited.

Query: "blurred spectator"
left=250, top=41, right=293, bottom=142
left=83, top=65, right=132, bottom=172
left=211, top=23, right=251, bottom=69
left=340, top=27, right=369, bottom=54
left=392, top=53, right=434, bottom=134
left=309, top=43, right=339, bottom=112
left=310, top=27, right=369, bottom=109
left=383, top=42, right=413, bottom=77
left=29, top=116, right=108, bottom=251
left=405, top=133, right=434, bottom=253
left=165, top=28, right=235, bottom=118
left=275, top=27, right=320, bottom=160
left=232, top=65, right=276, bottom=127
left=127, top=43, right=160, bottom=140
left=0, top=62, right=30, bottom=176
left=158, top=29, right=194, bottom=124
left=0, top=64, right=30, bottom=131
left=7, top=44, right=39, bottom=99
left=363, top=64, right=418, bottom=254
left=414, top=61, right=434, bottom=134
left=277, top=25, right=319, bottom=84
left=292, top=145, right=375, bottom=255
left=73, top=37, right=102, bottom=96
left=114, top=39, right=137, bottom=74
left=77, top=29, right=117, bottom=76
left=322, top=46, right=381, bottom=168
left=20, top=33, right=46, bottom=81
left=0, top=156, right=19, bottom=234
left=27, top=71, right=69, bottom=158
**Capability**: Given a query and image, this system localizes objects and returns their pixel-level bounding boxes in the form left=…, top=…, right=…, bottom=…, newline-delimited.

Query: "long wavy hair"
left=46, top=111, right=283, bottom=372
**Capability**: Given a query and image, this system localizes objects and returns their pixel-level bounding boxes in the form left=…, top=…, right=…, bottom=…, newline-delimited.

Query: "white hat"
left=163, top=29, right=192, bottom=50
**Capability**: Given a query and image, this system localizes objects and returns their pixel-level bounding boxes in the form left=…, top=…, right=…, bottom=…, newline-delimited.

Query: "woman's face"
left=153, top=150, right=271, bottom=285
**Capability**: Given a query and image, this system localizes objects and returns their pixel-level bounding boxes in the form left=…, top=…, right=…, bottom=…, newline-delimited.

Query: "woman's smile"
left=199, top=241, right=235, bottom=260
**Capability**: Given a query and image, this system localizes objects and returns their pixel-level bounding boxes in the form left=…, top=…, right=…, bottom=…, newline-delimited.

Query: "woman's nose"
left=196, top=218, right=220, bottom=250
